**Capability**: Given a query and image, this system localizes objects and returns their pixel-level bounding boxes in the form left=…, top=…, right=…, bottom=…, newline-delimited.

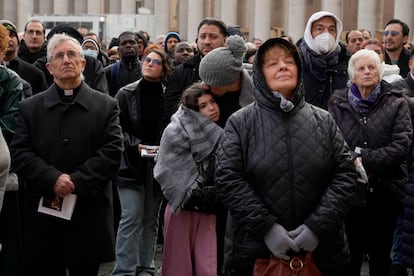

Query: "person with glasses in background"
left=112, top=45, right=172, bottom=276
left=18, top=19, right=47, bottom=64
left=10, top=33, right=123, bottom=276
left=1, top=19, right=48, bottom=95
left=383, top=19, right=411, bottom=77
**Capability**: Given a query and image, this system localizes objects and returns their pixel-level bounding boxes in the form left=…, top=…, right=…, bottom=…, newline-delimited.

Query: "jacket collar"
left=44, top=82, right=91, bottom=110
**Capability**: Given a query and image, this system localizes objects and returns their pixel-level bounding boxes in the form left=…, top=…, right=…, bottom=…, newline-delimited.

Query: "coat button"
left=62, top=138, right=69, bottom=144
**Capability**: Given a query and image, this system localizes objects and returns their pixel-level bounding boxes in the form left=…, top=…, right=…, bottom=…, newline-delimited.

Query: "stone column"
left=285, top=0, right=307, bottom=42
left=394, top=0, right=414, bottom=36
left=16, top=0, right=35, bottom=31
left=87, top=0, right=103, bottom=14
left=357, top=0, right=377, bottom=36
left=53, top=0, right=69, bottom=14
left=154, top=0, right=170, bottom=38
left=120, top=0, right=136, bottom=14
left=74, top=1, right=87, bottom=14
left=108, top=1, right=121, bottom=14
left=4, top=0, right=18, bottom=28
left=220, top=0, right=238, bottom=26
left=38, top=0, right=53, bottom=15
left=249, top=0, right=271, bottom=40
left=179, top=0, right=204, bottom=42
left=321, top=0, right=342, bottom=18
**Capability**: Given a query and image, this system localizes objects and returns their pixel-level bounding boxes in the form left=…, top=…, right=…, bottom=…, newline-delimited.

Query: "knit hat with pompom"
left=199, top=35, right=246, bottom=86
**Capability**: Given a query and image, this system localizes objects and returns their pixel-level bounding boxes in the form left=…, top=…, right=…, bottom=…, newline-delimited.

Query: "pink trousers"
left=161, top=204, right=217, bottom=276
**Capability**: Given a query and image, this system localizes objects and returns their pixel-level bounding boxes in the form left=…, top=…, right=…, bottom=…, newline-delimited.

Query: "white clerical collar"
left=64, top=89, right=74, bottom=96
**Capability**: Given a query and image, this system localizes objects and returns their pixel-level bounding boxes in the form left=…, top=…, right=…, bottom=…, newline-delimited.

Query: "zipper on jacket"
left=284, top=114, right=297, bottom=226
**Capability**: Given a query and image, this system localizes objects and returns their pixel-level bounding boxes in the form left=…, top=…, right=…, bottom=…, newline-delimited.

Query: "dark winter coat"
left=385, top=47, right=411, bottom=77
left=114, top=78, right=165, bottom=189
left=18, top=40, right=47, bottom=64
left=34, top=55, right=109, bottom=93
left=7, top=56, right=48, bottom=94
left=0, top=65, right=23, bottom=143
left=393, top=74, right=414, bottom=267
left=393, top=73, right=414, bottom=98
left=104, top=58, right=142, bottom=97
left=10, top=82, right=123, bottom=267
left=329, top=82, right=412, bottom=204
left=300, top=42, right=349, bottom=110
left=215, top=40, right=357, bottom=274
left=403, top=165, right=414, bottom=268
left=164, top=53, right=202, bottom=120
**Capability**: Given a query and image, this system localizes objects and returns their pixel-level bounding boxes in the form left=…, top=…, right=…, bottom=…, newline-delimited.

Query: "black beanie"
left=47, top=24, right=84, bottom=44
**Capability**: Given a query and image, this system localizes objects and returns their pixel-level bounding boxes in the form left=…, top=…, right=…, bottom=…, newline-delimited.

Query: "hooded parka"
left=215, top=38, right=357, bottom=274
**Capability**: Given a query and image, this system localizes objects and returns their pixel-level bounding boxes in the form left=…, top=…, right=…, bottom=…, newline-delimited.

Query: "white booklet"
left=38, top=193, right=77, bottom=220
left=140, top=145, right=159, bottom=159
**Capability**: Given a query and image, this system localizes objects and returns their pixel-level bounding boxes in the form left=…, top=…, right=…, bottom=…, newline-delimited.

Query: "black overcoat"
left=11, top=82, right=123, bottom=266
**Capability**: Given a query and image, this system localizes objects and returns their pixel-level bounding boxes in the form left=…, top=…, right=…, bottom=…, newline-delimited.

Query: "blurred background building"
left=0, top=0, right=413, bottom=47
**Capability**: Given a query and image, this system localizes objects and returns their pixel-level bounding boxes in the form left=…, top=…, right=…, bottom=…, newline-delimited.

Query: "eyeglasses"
left=26, top=29, right=43, bottom=36
left=383, top=30, right=400, bottom=37
left=51, top=50, right=80, bottom=61
left=143, top=56, right=162, bottom=66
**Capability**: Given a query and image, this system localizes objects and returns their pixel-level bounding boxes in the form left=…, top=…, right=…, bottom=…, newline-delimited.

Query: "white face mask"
left=83, top=49, right=98, bottom=59
left=313, top=32, right=336, bottom=54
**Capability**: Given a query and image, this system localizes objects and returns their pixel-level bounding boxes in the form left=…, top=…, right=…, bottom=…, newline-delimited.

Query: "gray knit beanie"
left=199, top=35, right=246, bottom=86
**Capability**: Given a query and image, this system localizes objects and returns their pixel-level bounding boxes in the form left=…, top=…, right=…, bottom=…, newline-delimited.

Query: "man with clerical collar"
left=10, top=33, right=123, bottom=275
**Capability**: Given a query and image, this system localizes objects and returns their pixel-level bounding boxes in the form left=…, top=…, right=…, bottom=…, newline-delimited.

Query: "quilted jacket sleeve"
left=215, top=113, right=277, bottom=240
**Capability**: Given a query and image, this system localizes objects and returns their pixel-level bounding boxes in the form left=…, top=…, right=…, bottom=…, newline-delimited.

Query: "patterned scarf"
left=153, top=105, right=223, bottom=213
left=348, top=83, right=381, bottom=114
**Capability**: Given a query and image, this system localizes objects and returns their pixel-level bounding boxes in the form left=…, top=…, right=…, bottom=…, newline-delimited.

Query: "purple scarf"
left=348, top=83, right=381, bottom=114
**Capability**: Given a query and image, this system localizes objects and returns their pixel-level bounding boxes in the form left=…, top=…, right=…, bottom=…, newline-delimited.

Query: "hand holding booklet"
left=38, top=193, right=77, bottom=220
left=140, top=145, right=159, bottom=158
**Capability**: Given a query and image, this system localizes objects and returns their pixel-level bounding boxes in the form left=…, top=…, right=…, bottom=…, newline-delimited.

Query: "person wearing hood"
left=164, top=31, right=182, bottom=64
left=299, top=11, right=349, bottom=110
left=214, top=37, right=357, bottom=276
left=82, top=34, right=110, bottom=67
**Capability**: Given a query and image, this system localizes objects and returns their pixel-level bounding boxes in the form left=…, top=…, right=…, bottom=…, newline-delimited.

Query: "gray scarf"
left=153, top=105, right=223, bottom=213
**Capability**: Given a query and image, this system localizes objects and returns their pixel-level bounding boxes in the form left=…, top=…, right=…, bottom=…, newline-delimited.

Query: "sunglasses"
left=143, top=56, right=162, bottom=66
left=383, top=30, right=400, bottom=37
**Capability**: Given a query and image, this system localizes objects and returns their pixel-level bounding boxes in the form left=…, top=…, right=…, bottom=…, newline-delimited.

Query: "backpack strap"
left=110, top=62, right=121, bottom=97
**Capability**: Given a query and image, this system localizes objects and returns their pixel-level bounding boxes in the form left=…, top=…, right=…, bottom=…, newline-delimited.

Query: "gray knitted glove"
left=289, top=224, right=319, bottom=252
left=264, top=223, right=299, bottom=260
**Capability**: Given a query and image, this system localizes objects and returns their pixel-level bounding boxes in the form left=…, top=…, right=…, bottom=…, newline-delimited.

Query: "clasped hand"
left=54, top=173, right=75, bottom=198
left=264, top=223, right=319, bottom=260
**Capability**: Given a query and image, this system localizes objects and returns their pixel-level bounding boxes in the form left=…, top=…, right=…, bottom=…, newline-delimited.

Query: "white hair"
left=47, top=33, right=84, bottom=62
left=348, top=49, right=384, bottom=81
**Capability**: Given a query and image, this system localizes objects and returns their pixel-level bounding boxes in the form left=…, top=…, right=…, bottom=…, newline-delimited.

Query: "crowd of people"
left=1, top=10, right=414, bottom=276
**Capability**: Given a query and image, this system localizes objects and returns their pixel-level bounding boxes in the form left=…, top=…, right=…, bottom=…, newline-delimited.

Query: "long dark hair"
left=180, top=83, right=214, bottom=112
